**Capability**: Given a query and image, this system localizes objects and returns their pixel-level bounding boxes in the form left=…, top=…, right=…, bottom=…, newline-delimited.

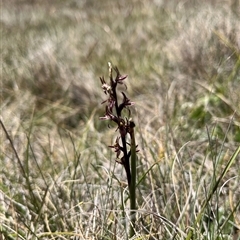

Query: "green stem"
left=129, top=121, right=137, bottom=238
left=121, top=136, right=131, bottom=188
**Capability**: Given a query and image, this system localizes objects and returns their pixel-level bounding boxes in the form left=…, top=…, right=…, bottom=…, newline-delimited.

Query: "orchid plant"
left=99, top=62, right=138, bottom=237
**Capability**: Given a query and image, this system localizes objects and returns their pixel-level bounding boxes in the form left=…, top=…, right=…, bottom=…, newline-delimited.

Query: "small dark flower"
left=99, top=114, right=111, bottom=121
left=116, top=74, right=128, bottom=83
left=122, top=92, right=134, bottom=106
left=100, top=77, right=112, bottom=95
left=100, top=76, right=106, bottom=85
left=113, top=67, right=128, bottom=86
left=101, top=96, right=115, bottom=113
left=100, top=106, right=120, bottom=125
left=102, top=83, right=111, bottom=95
left=118, top=118, right=127, bottom=137
left=117, top=150, right=131, bottom=165
left=100, top=106, right=114, bottom=121
left=118, top=92, right=134, bottom=113
left=109, top=137, right=123, bottom=158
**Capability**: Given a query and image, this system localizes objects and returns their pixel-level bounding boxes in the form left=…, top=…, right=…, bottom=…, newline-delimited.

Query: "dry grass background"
left=1, top=0, right=240, bottom=239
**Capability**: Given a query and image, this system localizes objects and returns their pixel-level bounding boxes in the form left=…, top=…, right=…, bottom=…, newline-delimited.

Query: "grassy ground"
left=1, top=0, right=240, bottom=239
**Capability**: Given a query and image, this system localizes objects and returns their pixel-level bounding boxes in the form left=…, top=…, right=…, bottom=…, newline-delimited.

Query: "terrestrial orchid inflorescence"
left=99, top=62, right=138, bottom=188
